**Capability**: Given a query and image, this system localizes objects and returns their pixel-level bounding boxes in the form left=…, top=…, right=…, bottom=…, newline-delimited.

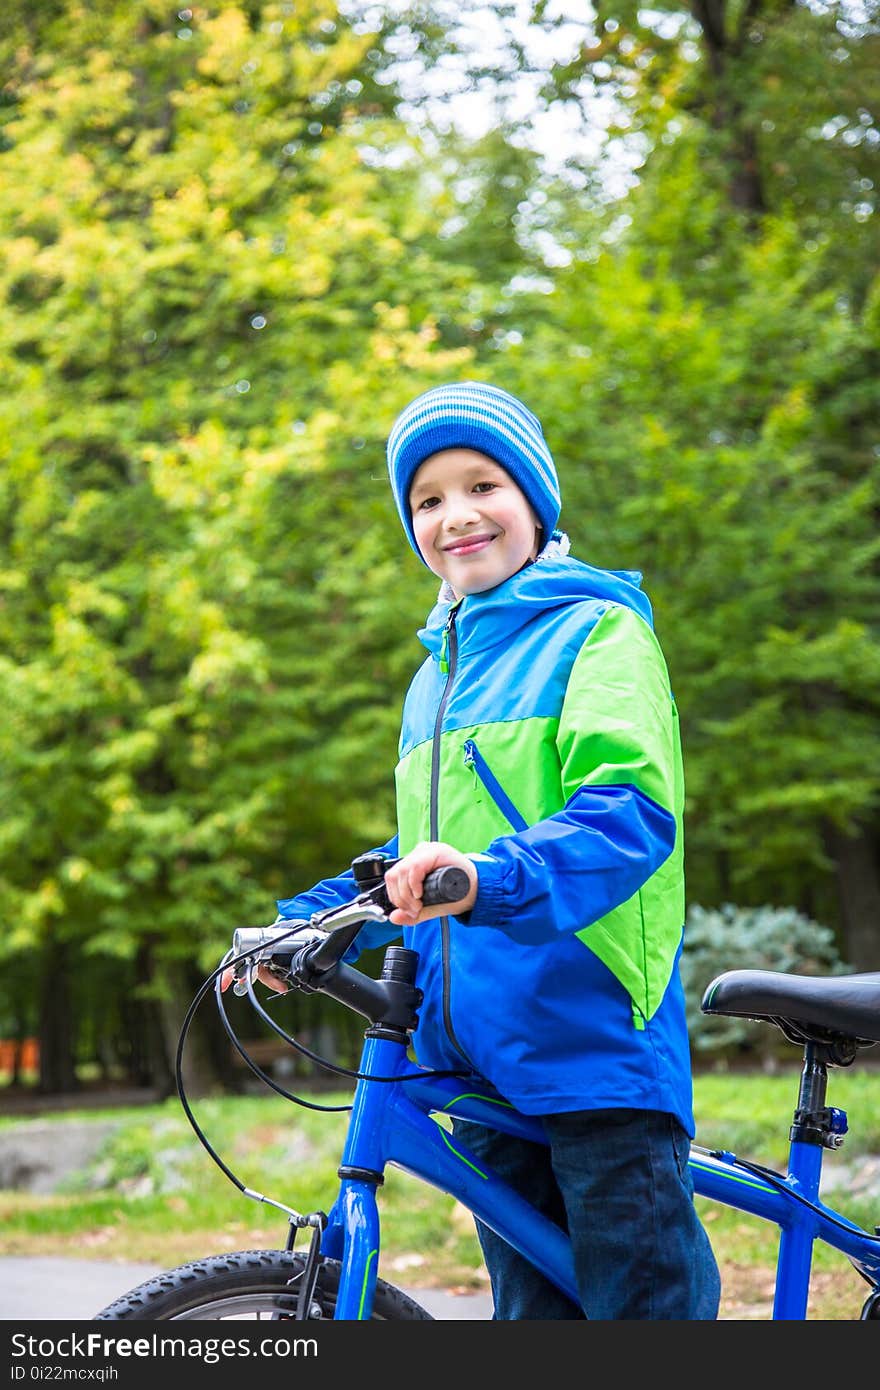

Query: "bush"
left=681, top=903, right=850, bottom=1066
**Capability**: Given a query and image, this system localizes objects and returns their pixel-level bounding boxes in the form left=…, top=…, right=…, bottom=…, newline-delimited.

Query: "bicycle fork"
left=314, top=941, right=579, bottom=1320
left=319, top=1032, right=406, bottom=1320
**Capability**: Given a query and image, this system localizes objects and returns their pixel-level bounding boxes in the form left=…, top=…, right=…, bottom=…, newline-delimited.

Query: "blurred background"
left=0, top=0, right=877, bottom=1100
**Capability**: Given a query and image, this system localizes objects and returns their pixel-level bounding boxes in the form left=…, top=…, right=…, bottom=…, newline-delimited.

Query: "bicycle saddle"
left=701, top=969, right=880, bottom=1046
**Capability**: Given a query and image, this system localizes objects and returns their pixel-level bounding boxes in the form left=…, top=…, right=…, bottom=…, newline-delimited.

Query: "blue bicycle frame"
left=317, top=1028, right=880, bottom=1322
left=319, top=1035, right=578, bottom=1319
left=224, top=871, right=880, bottom=1324
left=689, top=1146, right=880, bottom=1319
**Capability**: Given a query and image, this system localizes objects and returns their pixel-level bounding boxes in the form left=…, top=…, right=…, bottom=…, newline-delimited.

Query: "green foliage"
left=0, top=0, right=877, bottom=1088
left=0, top=0, right=523, bottom=1075
left=494, top=204, right=880, bottom=928
left=682, top=902, right=850, bottom=1058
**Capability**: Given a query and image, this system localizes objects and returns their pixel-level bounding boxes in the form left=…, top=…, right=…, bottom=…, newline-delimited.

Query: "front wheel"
left=860, top=1289, right=880, bottom=1320
left=93, top=1249, right=433, bottom=1321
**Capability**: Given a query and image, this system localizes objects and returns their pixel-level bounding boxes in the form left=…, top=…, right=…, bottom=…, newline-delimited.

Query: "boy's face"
left=409, top=449, right=541, bottom=598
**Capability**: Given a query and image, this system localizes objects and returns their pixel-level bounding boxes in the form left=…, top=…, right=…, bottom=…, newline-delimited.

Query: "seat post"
left=773, top=1041, right=843, bottom=1319
left=789, top=1039, right=849, bottom=1160
left=794, top=1041, right=829, bottom=1134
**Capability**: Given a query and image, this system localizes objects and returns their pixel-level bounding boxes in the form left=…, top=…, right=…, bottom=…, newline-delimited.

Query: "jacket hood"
left=417, top=531, right=654, bottom=659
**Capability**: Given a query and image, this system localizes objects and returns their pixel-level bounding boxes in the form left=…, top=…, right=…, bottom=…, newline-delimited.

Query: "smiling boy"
left=274, top=380, right=720, bottom=1319
left=409, top=448, right=542, bottom=595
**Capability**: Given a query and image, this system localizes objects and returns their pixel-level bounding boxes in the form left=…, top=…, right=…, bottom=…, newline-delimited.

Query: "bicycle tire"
left=92, top=1249, right=434, bottom=1321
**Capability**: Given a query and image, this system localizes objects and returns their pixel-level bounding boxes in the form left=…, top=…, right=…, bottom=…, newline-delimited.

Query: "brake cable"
left=240, top=956, right=468, bottom=1084
left=174, top=934, right=468, bottom=1201
left=709, top=1150, right=880, bottom=1245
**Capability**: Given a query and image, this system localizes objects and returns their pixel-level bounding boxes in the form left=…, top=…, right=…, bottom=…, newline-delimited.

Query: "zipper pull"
left=439, top=603, right=459, bottom=675
left=463, top=739, right=480, bottom=797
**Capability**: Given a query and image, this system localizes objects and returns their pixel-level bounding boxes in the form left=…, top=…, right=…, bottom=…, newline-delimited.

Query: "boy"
left=268, top=380, right=720, bottom=1319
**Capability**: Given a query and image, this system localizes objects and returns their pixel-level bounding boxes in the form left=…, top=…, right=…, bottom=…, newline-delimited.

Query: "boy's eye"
left=413, top=479, right=498, bottom=510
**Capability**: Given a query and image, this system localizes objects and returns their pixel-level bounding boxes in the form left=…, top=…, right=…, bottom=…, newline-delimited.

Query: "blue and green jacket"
left=278, top=549, right=695, bottom=1134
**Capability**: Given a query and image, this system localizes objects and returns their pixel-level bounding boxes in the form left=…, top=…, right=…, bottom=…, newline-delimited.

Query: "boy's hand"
left=384, top=842, right=477, bottom=925
left=220, top=964, right=289, bottom=995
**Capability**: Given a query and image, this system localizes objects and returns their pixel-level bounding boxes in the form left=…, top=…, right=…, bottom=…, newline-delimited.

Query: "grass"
left=1, top=1064, right=878, bottom=1320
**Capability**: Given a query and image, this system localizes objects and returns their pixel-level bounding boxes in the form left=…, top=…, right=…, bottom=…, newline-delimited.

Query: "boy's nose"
left=442, top=496, right=483, bottom=528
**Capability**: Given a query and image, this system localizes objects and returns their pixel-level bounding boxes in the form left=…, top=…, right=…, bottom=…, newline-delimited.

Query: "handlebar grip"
left=420, top=865, right=471, bottom=908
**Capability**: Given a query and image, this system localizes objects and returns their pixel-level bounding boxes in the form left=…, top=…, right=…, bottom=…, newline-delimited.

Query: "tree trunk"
left=126, top=941, right=241, bottom=1099
left=10, top=996, right=31, bottom=1088
left=122, top=944, right=176, bottom=1096
left=823, top=819, right=880, bottom=971
left=690, top=0, right=767, bottom=218
left=37, top=938, right=78, bottom=1094
left=154, top=960, right=237, bottom=1099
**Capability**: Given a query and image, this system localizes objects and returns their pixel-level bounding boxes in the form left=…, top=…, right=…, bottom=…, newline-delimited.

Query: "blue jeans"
left=451, top=1108, right=721, bottom=1320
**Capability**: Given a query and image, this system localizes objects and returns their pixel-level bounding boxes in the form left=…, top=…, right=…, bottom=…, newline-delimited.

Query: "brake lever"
left=237, top=855, right=468, bottom=985
left=306, top=885, right=392, bottom=934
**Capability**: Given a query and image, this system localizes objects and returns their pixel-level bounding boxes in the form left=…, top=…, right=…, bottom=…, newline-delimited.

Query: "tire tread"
left=93, top=1249, right=433, bottom=1321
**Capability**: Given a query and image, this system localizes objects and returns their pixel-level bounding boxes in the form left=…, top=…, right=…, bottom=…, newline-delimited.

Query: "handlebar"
left=405, top=863, right=471, bottom=909
left=307, top=862, right=470, bottom=973
left=228, top=859, right=471, bottom=1002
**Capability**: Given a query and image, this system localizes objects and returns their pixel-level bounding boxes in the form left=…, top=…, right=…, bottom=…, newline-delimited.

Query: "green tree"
left=0, top=0, right=519, bottom=1093
left=498, top=1, right=880, bottom=963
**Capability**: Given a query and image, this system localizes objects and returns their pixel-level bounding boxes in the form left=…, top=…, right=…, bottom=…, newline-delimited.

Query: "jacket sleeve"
left=464, top=604, right=680, bottom=944
left=276, top=832, right=402, bottom=957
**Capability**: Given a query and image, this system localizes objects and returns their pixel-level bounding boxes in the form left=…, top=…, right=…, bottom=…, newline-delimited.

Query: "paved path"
left=0, top=1257, right=492, bottom=1321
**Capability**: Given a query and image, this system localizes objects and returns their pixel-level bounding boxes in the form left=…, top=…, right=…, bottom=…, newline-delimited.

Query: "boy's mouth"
left=442, top=532, right=497, bottom=557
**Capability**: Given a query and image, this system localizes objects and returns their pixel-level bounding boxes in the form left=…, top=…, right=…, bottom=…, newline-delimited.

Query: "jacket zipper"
left=430, top=602, right=475, bottom=1068
left=462, top=738, right=529, bottom=833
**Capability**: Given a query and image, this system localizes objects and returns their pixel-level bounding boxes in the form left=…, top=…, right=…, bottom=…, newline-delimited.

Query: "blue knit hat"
left=386, top=380, right=561, bottom=561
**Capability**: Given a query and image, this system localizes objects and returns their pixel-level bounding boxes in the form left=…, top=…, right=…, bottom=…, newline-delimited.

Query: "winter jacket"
left=277, top=548, right=695, bottom=1134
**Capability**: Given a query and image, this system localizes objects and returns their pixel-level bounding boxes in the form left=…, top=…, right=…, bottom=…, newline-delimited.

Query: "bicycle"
left=95, top=853, right=880, bottom=1322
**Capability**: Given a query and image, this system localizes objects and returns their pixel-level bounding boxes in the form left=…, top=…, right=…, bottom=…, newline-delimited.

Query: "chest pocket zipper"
left=463, top=738, right=529, bottom=833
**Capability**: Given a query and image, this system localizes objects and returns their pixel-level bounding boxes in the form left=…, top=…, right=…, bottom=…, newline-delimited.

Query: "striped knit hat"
left=386, top=380, right=561, bottom=561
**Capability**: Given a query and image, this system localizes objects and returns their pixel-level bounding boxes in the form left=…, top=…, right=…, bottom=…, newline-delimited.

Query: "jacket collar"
left=417, top=532, right=654, bottom=660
